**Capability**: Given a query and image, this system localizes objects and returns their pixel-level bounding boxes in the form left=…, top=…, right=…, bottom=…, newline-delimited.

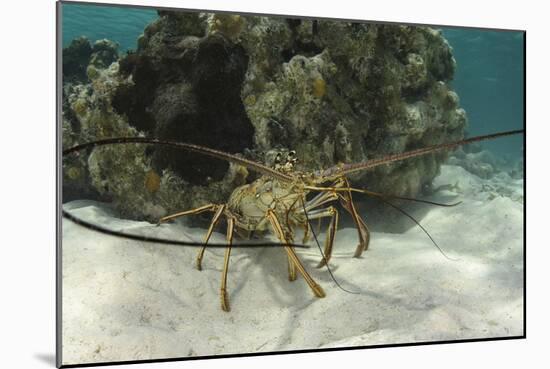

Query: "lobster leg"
left=287, top=254, right=297, bottom=282
left=279, top=202, right=298, bottom=281
left=220, top=217, right=235, bottom=312
left=301, top=189, right=339, bottom=246
left=157, top=203, right=219, bottom=224
left=157, top=203, right=226, bottom=270
left=306, top=206, right=339, bottom=268
left=266, top=210, right=325, bottom=298
left=337, top=177, right=371, bottom=258
left=302, top=221, right=310, bottom=244
left=306, top=179, right=370, bottom=258
left=337, top=192, right=370, bottom=257
left=196, top=205, right=226, bottom=270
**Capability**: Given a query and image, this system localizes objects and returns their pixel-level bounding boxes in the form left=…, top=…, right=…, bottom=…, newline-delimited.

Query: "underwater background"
left=61, top=2, right=524, bottom=159
left=62, top=3, right=158, bottom=51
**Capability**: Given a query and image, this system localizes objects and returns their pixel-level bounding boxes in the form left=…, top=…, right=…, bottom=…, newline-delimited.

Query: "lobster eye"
left=289, top=150, right=296, bottom=157
left=275, top=153, right=282, bottom=163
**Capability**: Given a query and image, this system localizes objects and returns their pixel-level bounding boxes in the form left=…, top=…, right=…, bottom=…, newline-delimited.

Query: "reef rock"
left=62, top=11, right=468, bottom=221
left=62, top=36, right=93, bottom=83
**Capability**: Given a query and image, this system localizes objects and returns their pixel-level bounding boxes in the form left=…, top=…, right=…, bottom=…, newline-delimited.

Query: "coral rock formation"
left=62, top=11, right=467, bottom=221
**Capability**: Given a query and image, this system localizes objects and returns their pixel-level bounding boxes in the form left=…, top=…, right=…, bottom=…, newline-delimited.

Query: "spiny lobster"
left=62, top=129, right=524, bottom=311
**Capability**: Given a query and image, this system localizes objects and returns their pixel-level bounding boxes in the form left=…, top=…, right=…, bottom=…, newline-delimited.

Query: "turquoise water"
left=61, top=2, right=524, bottom=158
left=61, top=2, right=158, bottom=51
left=442, top=28, right=524, bottom=157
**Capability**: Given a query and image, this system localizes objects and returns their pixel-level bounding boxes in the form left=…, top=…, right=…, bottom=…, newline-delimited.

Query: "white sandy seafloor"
left=61, top=163, right=524, bottom=365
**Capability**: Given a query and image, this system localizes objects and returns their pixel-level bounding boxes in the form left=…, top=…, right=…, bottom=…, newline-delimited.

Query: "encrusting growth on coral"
left=144, top=170, right=161, bottom=193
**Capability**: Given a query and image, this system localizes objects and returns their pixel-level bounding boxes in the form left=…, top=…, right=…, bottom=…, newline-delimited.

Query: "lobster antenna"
left=368, top=197, right=459, bottom=261
left=347, top=188, right=462, bottom=207
left=62, top=208, right=308, bottom=249
left=319, top=129, right=524, bottom=178
left=63, top=137, right=294, bottom=183
left=305, top=184, right=462, bottom=207
left=300, top=199, right=361, bottom=295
